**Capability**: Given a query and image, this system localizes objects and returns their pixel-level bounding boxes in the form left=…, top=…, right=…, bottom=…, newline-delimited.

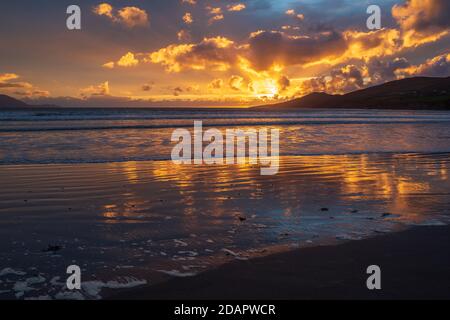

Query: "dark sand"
left=111, top=225, right=450, bottom=300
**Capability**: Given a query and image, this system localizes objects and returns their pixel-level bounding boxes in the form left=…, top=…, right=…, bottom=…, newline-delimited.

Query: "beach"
left=0, top=153, right=449, bottom=299
left=0, top=108, right=449, bottom=300
left=1, top=0, right=450, bottom=304
left=111, top=225, right=450, bottom=300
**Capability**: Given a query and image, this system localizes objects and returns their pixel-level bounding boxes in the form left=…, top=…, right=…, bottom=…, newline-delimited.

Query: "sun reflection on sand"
left=93, top=153, right=450, bottom=228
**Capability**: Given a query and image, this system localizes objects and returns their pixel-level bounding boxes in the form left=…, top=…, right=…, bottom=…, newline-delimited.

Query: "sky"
left=0, top=0, right=449, bottom=107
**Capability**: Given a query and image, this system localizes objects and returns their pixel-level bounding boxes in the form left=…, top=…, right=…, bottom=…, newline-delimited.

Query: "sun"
left=252, top=78, right=279, bottom=99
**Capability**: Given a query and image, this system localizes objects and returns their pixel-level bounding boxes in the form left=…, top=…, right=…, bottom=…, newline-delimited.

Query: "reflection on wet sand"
left=0, top=153, right=449, bottom=299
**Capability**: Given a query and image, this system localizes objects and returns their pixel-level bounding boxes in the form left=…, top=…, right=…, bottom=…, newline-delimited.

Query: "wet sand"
left=0, top=154, right=449, bottom=299
left=111, top=225, right=450, bottom=300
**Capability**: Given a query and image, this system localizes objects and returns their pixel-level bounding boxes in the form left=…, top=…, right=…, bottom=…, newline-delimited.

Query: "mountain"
left=0, top=94, right=29, bottom=108
left=255, top=77, right=450, bottom=110
left=0, top=94, right=59, bottom=109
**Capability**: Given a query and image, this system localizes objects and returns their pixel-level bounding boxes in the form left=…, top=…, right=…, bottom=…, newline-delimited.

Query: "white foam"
left=55, top=291, right=85, bottom=300
left=26, top=295, right=53, bottom=300
left=158, top=270, right=197, bottom=277
left=81, top=277, right=147, bottom=299
left=178, top=250, right=199, bottom=257
left=173, top=239, right=188, bottom=247
left=336, top=233, right=363, bottom=241
left=13, top=275, right=46, bottom=298
left=0, top=268, right=26, bottom=277
left=222, top=248, right=249, bottom=261
left=412, top=220, right=447, bottom=226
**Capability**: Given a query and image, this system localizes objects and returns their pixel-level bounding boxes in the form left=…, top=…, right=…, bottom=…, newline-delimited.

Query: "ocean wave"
left=2, top=119, right=450, bottom=132
left=1, top=151, right=450, bottom=166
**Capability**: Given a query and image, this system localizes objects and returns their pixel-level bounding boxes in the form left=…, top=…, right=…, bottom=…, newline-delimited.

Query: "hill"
left=0, top=94, right=59, bottom=109
left=0, top=94, right=29, bottom=108
left=255, top=77, right=450, bottom=110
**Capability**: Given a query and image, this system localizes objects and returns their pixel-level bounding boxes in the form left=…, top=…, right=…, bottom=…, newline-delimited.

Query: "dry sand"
left=111, top=225, right=450, bottom=300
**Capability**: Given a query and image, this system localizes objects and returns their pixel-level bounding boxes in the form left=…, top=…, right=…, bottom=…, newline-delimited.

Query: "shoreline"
left=110, top=225, right=450, bottom=300
left=0, top=153, right=449, bottom=300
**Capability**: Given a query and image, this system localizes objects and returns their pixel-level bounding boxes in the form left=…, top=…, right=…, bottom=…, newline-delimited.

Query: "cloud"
left=117, top=52, right=139, bottom=67
left=277, top=75, right=290, bottom=92
left=285, top=9, right=304, bottom=20
left=285, top=9, right=295, bottom=16
left=342, top=29, right=403, bottom=62
left=209, top=78, right=224, bottom=89
left=142, top=83, right=153, bottom=92
left=80, top=81, right=110, bottom=98
left=93, top=3, right=149, bottom=28
left=398, top=53, right=450, bottom=77
left=392, top=0, right=450, bottom=46
left=299, top=55, right=415, bottom=95
left=102, top=61, right=115, bottom=69
left=247, top=30, right=347, bottom=70
left=177, top=29, right=191, bottom=41
left=227, top=4, right=246, bottom=12
left=0, top=73, right=49, bottom=98
left=229, top=75, right=246, bottom=91
left=181, top=0, right=197, bottom=5
left=367, top=57, right=410, bottom=83
left=300, top=64, right=366, bottom=95
left=93, top=3, right=114, bottom=18
left=207, top=7, right=222, bottom=15
left=0, top=73, right=19, bottom=82
left=393, top=0, right=450, bottom=32
left=173, top=87, right=183, bottom=96
left=183, top=12, right=193, bottom=24
left=149, top=37, right=238, bottom=72
left=117, top=7, right=149, bottom=28
left=207, top=6, right=224, bottom=24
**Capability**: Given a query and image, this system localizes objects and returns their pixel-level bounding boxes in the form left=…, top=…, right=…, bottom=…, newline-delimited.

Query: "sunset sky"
left=0, top=0, right=449, bottom=107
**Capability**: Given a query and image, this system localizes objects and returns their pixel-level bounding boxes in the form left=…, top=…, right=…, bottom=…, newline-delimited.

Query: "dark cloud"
left=368, top=57, right=410, bottom=83
left=247, top=30, right=347, bottom=70
left=277, top=75, right=290, bottom=92
left=393, top=0, right=450, bottom=32
left=400, top=53, right=450, bottom=77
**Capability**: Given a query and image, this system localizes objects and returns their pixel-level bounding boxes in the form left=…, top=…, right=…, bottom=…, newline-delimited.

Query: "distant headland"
left=255, top=76, right=450, bottom=110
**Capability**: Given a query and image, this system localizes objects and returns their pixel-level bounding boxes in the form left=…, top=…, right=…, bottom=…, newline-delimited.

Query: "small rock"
left=43, top=245, right=62, bottom=253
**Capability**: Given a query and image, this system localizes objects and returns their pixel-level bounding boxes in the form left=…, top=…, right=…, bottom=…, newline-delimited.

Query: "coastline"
left=0, top=152, right=449, bottom=299
left=110, top=225, right=450, bottom=300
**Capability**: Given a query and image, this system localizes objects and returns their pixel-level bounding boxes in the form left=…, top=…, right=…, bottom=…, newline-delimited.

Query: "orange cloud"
left=398, top=53, right=450, bottom=77
left=285, top=9, right=304, bottom=20
left=93, top=3, right=149, bottom=28
left=93, top=3, right=114, bottom=18
left=207, top=6, right=224, bottom=24
left=149, top=37, right=238, bottom=72
left=117, top=52, right=139, bottom=67
left=102, top=61, right=115, bottom=69
left=177, top=29, right=191, bottom=41
left=227, top=4, right=246, bottom=12
left=183, top=12, right=193, bottom=24
left=342, top=29, right=402, bottom=62
left=0, top=73, right=49, bottom=98
left=392, top=0, right=450, bottom=47
left=117, top=7, right=149, bottom=28
left=209, top=78, right=224, bottom=89
left=80, top=81, right=110, bottom=98
left=229, top=75, right=246, bottom=91
left=247, top=30, right=346, bottom=70
left=0, top=73, right=19, bottom=82
left=181, top=0, right=197, bottom=5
